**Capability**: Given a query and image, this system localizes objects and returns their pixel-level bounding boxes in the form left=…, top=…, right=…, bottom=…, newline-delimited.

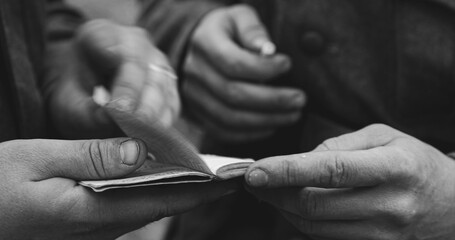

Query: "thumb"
left=230, top=4, right=275, bottom=55
left=10, top=138, right=148, bottom=181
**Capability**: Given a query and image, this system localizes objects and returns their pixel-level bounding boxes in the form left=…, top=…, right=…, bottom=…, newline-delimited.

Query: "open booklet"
left=80, top=99, right=254, bottom=192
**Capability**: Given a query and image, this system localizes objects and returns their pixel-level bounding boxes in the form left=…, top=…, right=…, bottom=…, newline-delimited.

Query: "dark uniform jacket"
left=140, top=0, right=455, bottom=239
left=0, top=0, right=82, bottom=142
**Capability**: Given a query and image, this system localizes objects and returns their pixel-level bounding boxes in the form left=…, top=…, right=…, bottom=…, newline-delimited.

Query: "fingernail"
left=291, top=93, right=305, bottom=107
left=120, top=140, right=140, bottom=166
left=260, top=42, right=276, bottom=56
left=253, top=38, right=276, bottom=56
left=247, top=169, right=269, bottom=187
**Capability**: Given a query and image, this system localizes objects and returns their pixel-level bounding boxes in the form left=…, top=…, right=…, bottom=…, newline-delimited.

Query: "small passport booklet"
left=80, top=99, right=254, bottom=192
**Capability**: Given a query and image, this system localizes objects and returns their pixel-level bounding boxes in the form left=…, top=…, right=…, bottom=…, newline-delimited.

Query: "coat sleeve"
left=138, top=0, right=234, bottom=71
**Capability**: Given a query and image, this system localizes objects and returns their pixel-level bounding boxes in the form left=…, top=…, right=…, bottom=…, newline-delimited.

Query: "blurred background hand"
left=44, top=19, right=180, bottom=139
left=182, top=4, right=306, bottom=143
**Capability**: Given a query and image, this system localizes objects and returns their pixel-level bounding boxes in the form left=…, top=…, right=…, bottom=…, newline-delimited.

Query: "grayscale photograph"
left=1, top=0, right=453, bottom=239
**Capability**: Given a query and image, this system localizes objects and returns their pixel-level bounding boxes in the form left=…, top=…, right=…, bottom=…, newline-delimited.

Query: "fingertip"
left=255, top=54, right=292, bottom=81
left=133, top=138, right=149, bottom=166
left=289, top=91, right=307, bottom=108
left=114, top=139, right=148, bottom=179
left=119, top=138, right=148, bottom=168
left=251, top=38, right=274, bottom=53
left=245, top=168, right=269, bottom=188
left=274, top=54, right=292, bottom=71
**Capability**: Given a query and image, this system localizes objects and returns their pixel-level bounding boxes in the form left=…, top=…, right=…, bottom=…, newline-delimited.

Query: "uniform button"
left=300, top=31, right=326, bottom=55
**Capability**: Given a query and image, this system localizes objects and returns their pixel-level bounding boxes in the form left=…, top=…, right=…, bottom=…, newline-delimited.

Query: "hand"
left=245, top=124, right=455, bottom=240
left=0, top=138, right=236, bottom=240
left=182, top=4, right=306, bottom=143
left=44, top=19, right=180, bottom=138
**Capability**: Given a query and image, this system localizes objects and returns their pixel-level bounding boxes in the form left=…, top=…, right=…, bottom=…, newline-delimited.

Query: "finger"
left=192, top=110, right=276, bottom=143
left=185, top=53, right=305, bottom=112
left=314, top=124, right=408, bottom=152
left=77, top=19, right=157, bottom=72
left=7, top=138, right=148, bottom=181
left=246, top=149, right=394, bottom=188
left=52, top=78, right=121, bottom=138
left=247, top=187, right=385, bottom=220
left=184, top=77, right=302, bottom=130
left=79, top=19, right=178, bottom=114
left=191, top=8, right=291, bottom=81
left=281, top=211, right=391, bottom=240
left=228, top=4, right=272, bottom=53
left=136, top=64, right=180, bottom=128
left=184, top=83, right=278, bottom=142
left=110, top=61, right=147, bottom=106
left=62, top=180, right=240, bottom=226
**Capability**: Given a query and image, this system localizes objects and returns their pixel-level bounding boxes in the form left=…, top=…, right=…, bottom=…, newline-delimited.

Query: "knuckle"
left=388, top=145, right=418, bottom=181
left=81, top=140, right=113, bottom=179
left=366, top=123, right=392, bottom=133
left=298, top=189, right=319, bottom=218
left=395, top=196, right=419, bottom=226
left=224, top=83, right=244, bottom=104
left=320, top=137, right=342, bottom=151
left=296, top=219, right=319, bottom=235
left=366, top=124, right=406, bottom=139
left=383, top=195, right=419, bottom=227
left=321, top=154, right=349, bottom=187
left=281, top=158, right=300, bottom=186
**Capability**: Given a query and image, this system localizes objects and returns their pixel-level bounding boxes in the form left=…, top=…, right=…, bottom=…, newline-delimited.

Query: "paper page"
left=80, top=160, right=213, bottom=192
left=105, top=99, right=212, bottom=174
left=201, top=155, right=254, bottom=179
